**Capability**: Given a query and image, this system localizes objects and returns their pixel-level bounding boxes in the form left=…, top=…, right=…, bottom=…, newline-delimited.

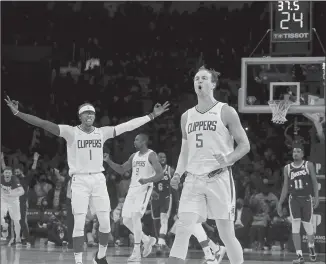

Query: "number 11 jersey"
left=185, top=102, right=234, bottom=174
left=287, top=160, right=313, bottom=197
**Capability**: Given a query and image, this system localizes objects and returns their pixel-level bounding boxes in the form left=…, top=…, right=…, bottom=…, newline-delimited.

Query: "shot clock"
left=271, top=1, right=312, bottom=42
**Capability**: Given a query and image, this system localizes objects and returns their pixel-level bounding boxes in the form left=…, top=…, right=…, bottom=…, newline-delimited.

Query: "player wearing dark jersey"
left=278, top=145, right=319, bottom=264
left=1, top=167, right=25, bottom=246
left=151, top=152, right=174, bottom=249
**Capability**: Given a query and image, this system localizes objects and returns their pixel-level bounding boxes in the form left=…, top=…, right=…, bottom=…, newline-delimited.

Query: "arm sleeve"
left=175, top=139, right=188, bottom=176
left=114, top=115, right=151, bottom=137
left=58, top=125, right=74, bottom=145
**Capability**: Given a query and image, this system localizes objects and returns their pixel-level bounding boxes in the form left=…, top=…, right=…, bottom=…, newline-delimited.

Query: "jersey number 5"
left=196, top=133, right=203, bottom=148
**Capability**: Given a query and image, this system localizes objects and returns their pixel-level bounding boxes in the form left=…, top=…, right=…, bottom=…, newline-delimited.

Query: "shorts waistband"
left=187, top=166, right=230, bottom=179
left=71, top=172, right=102, bottom=176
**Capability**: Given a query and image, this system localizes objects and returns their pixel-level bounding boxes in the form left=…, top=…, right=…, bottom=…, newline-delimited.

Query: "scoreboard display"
left=271, top=1, right=312, bottom=42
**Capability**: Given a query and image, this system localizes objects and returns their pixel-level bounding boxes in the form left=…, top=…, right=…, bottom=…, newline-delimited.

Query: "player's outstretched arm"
left=139, top=152, right=164, bottom=184
left=5, top=96, right=60, bottom=136
left=278, top=165, right=289, bottom=215
left=308, top=161, right=319, bottom=208
left=101, top=102, right=170, bottom=140
left=221, top=105, right=250, bottom=164
left=103, top=153, right=134, bottom=175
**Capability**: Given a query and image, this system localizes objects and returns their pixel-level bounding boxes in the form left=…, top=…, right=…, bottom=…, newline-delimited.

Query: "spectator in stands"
left=249, top=200, right=270, bottom=250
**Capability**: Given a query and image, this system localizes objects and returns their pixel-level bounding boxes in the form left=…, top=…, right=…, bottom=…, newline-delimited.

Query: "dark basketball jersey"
left=154, top=165, right=172, bottom=195
left=287, top=161, right=313, bottom=197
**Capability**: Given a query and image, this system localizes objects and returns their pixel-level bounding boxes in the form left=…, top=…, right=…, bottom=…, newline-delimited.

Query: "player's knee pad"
left=73, top=213, right=87, bottom=237
left=291, top=220, right=301, bottom=233
left=97, top=211, right=111, bottom=233
left=302, top=221, right=314, bottom=235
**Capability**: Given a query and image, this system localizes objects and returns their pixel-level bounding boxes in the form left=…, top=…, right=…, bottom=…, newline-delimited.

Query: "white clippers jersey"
left=67, top=126, right=104, bottom=175
left=130, top=149, right=155, bottom=187
left=185, top=102, right=234, bottom=174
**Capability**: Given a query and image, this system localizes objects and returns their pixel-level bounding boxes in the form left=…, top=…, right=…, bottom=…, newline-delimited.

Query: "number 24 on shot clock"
left=271, top=0, right=312, bottom=42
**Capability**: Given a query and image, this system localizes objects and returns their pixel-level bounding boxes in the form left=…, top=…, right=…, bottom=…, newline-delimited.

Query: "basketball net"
left=268, top=99, right=294, bottom=124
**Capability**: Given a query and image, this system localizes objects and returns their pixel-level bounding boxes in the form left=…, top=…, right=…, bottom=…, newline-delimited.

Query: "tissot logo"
left=273, top=32, right=310, bottom=40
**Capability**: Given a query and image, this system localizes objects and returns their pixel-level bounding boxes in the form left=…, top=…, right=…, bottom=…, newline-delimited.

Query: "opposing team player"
left=1, top=167, right=25, bottom=246
left=5, top=96, right=169, bottom=264
left=278, top=145, right=319, bottom=264
left=151, top=152, right=174, bottom=250
left=104, top=134, right=163, bottom=261
left=169, top=66, right=250, bottom=264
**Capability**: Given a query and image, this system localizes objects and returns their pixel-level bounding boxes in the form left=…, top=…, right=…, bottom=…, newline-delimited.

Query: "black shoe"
left=309, top=247, right=317, bottom=262
left=93, top=251, right=108, bottom=264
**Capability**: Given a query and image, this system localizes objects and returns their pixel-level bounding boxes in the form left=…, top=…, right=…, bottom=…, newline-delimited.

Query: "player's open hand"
left=4, top=96, right=19, bottom=115
left=33, top=152, right=40, bottom=161
left=313, top=196, right=319, bottom=209
left=170, top=174, right=181, bottom=190
left=152, top=101, right=170, bottom=117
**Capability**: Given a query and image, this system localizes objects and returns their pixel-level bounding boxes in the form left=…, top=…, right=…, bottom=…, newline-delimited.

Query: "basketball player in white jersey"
left=169, top=66, right=250, bottom=264
left=104, top=134, right=163, bottom=261
left=5, top=96, right=169, bottom=264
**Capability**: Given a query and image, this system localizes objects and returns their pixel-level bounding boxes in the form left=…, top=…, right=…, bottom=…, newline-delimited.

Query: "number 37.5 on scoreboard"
left=271, top=1, right=312, bottom=42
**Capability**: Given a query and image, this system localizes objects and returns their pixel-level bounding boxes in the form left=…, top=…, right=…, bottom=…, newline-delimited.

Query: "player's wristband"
left=148, top=112, right=156, bottom=120
left=13, top=110, right=19, bottom=116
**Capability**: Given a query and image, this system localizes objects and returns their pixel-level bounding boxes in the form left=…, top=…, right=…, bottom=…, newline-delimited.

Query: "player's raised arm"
left=307, top=161, right=319, bottom=208
left=101, top=102, right=169, bottom=141
left=219, top=105, right=250, bottom=165
left=170, top=111, right=188, bottom=189
left=278, top=165, right=289, bottom=216
left=103, top=153, right=135, bottom=175
left=139, top=152, right=164, bottom=184
left=5, top=96, right=60, bottom=136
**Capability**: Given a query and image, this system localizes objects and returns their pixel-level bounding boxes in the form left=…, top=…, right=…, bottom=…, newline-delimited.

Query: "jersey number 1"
left=196, top=133, right=203, bottom=148
left=89, top=150, right=92, bottom=160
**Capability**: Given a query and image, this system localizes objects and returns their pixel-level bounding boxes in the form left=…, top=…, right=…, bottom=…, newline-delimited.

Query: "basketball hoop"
left=268, top=99, right=294, bottom=124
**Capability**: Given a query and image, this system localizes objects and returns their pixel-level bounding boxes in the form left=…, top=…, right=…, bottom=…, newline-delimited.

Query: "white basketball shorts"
left=122, top=184, right=153, bottom=218
left=71, top=173, right=110, bottom=215
left=1, top=197, right=21, bottom=221
left=178, top=168, right=236, bottom=221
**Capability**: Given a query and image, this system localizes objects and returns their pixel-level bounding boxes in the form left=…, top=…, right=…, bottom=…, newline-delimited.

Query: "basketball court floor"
left=1, top=244, right=325, bottom=264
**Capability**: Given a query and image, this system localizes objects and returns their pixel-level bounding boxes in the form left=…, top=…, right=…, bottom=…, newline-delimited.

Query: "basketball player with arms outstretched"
left=104, top=134, right=163, bottom=261
left=278, top=145, right=319, bottom=264
left=1, top=167, right=25, bottom=246
left=169, top=66, right=250, bottom=264
left=151, top=152, right=174, bottom=251
left=5, top=96, right=169, bottom=264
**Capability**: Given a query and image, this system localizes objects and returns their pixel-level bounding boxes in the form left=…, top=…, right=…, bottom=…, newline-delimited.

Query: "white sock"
left=74, top=252, right=83, bottom=264
left=296, top=250, right=303, bottom=256
left=134, top=243, right=141, bottom=253
left=208, top=239, right=220, bottom=254
left=97, top=244, right=107, bottom=259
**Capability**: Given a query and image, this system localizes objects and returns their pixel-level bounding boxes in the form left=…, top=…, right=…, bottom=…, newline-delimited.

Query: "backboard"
left=238, top=57, right=325, bottom=114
